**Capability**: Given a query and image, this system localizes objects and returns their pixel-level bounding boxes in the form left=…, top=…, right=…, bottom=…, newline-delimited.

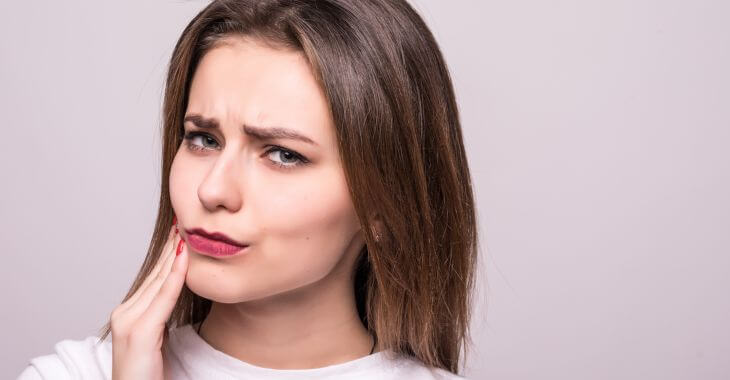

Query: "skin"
left=111, top=226, right=188, bottom=379
left=168, top=36, right=377, bottom=369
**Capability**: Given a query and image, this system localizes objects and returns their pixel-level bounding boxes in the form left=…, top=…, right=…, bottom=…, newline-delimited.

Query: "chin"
left=185, top=275, right=243, bottom=304
left=184, top=269, right=274, bottom=304
left=184, top=250, right=339, bottom=305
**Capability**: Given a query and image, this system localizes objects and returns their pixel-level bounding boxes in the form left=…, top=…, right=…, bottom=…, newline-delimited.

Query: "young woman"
left=19, top=0, right=478, bottom=378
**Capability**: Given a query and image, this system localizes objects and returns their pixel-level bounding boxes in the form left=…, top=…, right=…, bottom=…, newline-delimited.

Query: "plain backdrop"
left=1, top=0, right=729, bottom=379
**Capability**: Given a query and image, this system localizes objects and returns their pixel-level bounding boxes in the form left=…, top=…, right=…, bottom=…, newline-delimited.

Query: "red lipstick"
left=185, top=228, right=249, bottom=258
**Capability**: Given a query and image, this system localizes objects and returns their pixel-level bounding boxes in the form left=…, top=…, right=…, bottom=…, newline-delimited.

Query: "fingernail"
left=176, top=238, right=185, bottom=256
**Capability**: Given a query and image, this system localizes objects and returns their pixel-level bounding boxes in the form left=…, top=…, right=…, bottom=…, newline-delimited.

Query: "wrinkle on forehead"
left=187, top=35, right=339, bottom=159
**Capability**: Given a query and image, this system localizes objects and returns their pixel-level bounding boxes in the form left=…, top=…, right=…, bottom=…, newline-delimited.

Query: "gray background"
left=1, top=0, right=728, bottom=379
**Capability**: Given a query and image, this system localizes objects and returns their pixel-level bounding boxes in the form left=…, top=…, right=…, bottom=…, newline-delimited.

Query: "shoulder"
left=17, top=335, right=112, bottom=380
left=431, top=367, right=471, bottom=380
left=383, top=353, right=470, bottom=380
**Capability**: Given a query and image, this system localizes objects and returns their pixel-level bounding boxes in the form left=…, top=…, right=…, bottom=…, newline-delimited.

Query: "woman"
left=19, top=0, right=478, bottom=378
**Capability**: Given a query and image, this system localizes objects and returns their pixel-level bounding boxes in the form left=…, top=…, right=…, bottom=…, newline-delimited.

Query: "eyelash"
left=182, top=131, right=309, bottom=170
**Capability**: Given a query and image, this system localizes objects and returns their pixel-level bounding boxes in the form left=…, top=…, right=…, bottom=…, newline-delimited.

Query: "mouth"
left=185, top=228, right=249, bottom=258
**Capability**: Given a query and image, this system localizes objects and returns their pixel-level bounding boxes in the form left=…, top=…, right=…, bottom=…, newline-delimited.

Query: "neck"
left=196, top=270, right=377, bottom=369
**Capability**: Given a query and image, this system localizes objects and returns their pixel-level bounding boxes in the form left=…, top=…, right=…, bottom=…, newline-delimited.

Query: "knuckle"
left=110, top=319, right=126, bottom=338
left=110, top=307, right=124, bottom=325
left=110, top=308, right=131, bottom=337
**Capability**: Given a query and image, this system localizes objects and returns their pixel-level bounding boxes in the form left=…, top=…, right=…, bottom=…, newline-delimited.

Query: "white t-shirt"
left=17, top=324, right=469, bottom=379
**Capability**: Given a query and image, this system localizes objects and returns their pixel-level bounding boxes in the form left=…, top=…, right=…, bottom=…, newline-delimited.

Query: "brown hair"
left=98, top=0, right=478, bottom=375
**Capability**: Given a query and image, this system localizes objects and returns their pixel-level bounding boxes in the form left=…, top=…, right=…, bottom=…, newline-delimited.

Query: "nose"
left=197, top=148, right=243, bottom=212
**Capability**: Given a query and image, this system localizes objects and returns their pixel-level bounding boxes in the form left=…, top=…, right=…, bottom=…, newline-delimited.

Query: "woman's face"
left=169, top=36, right=364, bottom=303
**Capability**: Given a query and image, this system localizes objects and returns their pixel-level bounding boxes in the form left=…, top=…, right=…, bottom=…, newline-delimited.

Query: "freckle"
left=305, top=236, right=310, bottom=240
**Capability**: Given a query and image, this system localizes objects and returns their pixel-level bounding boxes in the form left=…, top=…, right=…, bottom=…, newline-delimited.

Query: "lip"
left=185, top=228, right=249, bottom=258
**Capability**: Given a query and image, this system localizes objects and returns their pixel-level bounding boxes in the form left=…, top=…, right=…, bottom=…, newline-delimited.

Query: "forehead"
left=186, top=36, right=334, bottom=148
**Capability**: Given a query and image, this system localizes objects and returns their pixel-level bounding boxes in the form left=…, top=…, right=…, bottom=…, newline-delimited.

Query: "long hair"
left=97, top=0, right=479, bottom=374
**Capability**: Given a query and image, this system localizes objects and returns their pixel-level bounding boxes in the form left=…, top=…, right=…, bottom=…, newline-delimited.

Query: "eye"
left=182, top=131, right=309, bottom=171
left=183, top=131, right=220, bottom=151
left=265, top=146, right=309, bottom=170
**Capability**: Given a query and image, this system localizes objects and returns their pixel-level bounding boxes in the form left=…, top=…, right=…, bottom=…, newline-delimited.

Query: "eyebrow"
left=183, top=114, right=317, bottom=146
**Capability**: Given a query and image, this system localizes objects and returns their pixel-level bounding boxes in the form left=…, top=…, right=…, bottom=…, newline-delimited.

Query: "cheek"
left=219, top=169, right=359, bottom=302
left=174, top=159, right=361, bottom=303
left=169, top=158, right=183, bottom=207
left=260, top=169, right=357, bottom=246
left=261, top=171, right=357, bottom=266
left=168, top=154, right=206, bottom=229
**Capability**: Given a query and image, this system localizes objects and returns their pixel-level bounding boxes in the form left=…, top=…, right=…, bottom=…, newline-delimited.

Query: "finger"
left=120, top=226, right=177, bottom=311
left=118, top=226, right=177, bottom=311
left=124, top=235, right=184, bottom=320
left=139, top=239, right=189, bottom=328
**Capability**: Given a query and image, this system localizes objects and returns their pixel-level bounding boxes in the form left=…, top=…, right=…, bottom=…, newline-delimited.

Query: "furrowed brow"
left=183, top=114, right=317, bottom=146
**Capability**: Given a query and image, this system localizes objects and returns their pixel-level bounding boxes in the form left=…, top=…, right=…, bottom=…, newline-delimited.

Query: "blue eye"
left=182, top=131, right=309, bottom=171
left=265, top=146, right=308, bottom=170
left=183, top=131, right=219, bottom=151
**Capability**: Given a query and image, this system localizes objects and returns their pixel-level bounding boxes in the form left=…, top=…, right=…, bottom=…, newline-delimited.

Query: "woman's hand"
left=109, top=224, right=188, bottom=380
